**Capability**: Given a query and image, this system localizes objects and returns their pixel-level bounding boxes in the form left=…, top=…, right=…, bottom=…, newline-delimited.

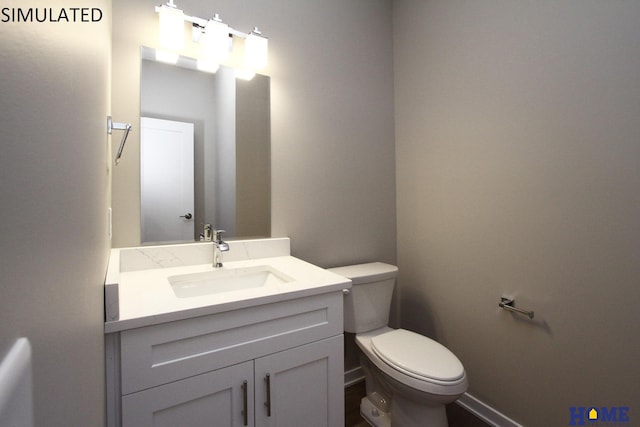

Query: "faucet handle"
left=213, top=229, right=226, bottom=242
left=201, top=224, right=212, bottom=241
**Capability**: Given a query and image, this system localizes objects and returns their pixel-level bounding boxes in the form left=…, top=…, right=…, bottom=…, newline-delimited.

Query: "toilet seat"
left=356, top=327, right=467, bottom=396
left=371, top=329, right=465, bottom=383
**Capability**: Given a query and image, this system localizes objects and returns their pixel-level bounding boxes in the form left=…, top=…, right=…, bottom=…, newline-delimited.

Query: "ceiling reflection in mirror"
left=136, top=47, right=271, bottom=245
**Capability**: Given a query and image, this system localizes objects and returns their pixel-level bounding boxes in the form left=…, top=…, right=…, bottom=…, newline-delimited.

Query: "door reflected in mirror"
left=139, top=48, right=271, bottom=243
left=140, top=117, right=195, bottom=244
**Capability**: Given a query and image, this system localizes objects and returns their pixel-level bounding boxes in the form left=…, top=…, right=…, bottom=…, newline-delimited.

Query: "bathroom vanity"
left=104, top=238, right=350, bottom=427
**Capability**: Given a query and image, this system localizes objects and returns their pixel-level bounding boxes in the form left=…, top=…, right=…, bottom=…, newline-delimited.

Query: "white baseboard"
left=456, top=393, right=523, bottom=427
left=344, top=366, right=365, bottom=388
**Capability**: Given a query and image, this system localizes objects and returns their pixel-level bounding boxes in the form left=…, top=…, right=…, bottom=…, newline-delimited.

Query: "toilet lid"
left=371, top=329, right=464, bottom=382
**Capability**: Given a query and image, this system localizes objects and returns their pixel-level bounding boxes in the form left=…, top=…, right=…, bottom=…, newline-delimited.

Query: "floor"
left=345, top=381, right=367, bottom=427
left=345, top=381, right=491, bottom=427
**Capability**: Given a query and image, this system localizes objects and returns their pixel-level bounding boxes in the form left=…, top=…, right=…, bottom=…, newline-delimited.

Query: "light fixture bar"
left=154, top=6, right=256, bottom=40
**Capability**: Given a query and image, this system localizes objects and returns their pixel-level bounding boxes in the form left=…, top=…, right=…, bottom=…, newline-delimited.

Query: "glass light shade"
left=155, top=49, right=179, bottom=64
left=158, top=4, right=184, bottom=53
left=244, top=33, right=268, bottom=70
left=197, top=58, right=220, bottom=74
left=200, top=19, right=230, bottom=63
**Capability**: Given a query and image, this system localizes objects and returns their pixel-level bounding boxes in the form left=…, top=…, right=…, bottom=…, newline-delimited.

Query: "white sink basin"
left=168, top=265, right=294, bottom=298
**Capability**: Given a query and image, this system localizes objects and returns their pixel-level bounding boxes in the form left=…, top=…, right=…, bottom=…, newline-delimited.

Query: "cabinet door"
left=254, top=335, right=344, bottom=427
left=122, top=361, right=254, bottom=427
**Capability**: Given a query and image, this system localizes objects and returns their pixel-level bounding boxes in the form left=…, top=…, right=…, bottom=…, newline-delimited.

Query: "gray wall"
left=112, top=0, right=397, bottom=268
left=0, top=1, right=111, bottom=426
left=394, top=1, right=640, bottom=425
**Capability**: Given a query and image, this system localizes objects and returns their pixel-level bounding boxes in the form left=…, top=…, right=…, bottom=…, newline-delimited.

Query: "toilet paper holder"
left=499, top=297, right=534, bottom=319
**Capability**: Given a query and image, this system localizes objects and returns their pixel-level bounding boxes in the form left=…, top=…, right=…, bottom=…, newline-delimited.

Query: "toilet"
left=329, top=263, right=468, bottom=427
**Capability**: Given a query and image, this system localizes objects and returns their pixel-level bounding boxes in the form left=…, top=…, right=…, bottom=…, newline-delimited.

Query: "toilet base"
left=390, top=394, right=448, bottom=427
left=357, top=351, right=453, bottom=427
left=359, top=394, right=448, bottom=427
left=360, top=396, right=391, bottom=427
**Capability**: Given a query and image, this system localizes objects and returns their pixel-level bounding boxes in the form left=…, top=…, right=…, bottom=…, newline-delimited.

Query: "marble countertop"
left=104, top=238, right=351, bottom=333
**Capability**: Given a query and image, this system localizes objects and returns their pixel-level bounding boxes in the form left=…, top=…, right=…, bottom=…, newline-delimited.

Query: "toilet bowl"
left=329, top=263, right=468, bottom=427
left=357, top=327, right=468, bottom=426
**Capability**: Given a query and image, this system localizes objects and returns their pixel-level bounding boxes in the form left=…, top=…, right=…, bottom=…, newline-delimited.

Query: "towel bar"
left=107, top=116, right=132, bottom=166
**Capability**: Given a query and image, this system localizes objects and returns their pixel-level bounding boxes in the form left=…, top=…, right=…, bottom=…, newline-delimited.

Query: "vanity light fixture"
left=156, top=0, right=184, bottom=63
left=154, top=3, right=268, bottom=75
left=197, top=14, right=231, bottom=74
left=235, top=27, right=268, bottom=80
left=244, top=27, right=268, bottom=70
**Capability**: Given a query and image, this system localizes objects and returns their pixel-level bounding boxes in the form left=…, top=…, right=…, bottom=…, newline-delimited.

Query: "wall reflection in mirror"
left=139, top=47, right=270, bottom=244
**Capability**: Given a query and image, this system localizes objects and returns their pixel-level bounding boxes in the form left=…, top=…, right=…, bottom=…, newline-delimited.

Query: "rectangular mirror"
left=114, top=47, right=271, bottom=245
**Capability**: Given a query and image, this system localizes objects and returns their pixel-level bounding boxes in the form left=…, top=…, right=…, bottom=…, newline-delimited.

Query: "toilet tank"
left=328, top=263, right=398, bottom=334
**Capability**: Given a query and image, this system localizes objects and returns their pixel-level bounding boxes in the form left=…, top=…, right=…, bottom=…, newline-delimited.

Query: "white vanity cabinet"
left=106, top=292, right=345, bottom=427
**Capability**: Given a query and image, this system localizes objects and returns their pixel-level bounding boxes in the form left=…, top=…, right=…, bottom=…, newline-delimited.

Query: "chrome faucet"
left=213, top=229, right=229, bottom=268
left=200, top=223, right=212, bottom=241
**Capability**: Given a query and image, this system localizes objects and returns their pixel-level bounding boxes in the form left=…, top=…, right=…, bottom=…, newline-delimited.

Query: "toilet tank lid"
left=327, top=262, right=397, bottom=285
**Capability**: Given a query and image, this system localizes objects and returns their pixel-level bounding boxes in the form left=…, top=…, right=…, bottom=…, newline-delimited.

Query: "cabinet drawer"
left=120, top=292, right=342, bottom=394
